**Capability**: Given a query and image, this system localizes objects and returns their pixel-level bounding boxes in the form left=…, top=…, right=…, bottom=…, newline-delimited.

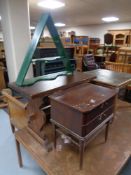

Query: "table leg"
left=28, top=97, right=46, bottom=140
left=79, top=139, right=85, bottom=170
left=105, top=122, right=110, bottom=142
left=53, top=124, right=57, bottom=149
left=15, top=138, right=23, bottom=167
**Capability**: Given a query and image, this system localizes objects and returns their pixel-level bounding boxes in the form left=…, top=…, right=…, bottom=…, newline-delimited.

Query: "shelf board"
left=115, top=38, right=125, bottom=40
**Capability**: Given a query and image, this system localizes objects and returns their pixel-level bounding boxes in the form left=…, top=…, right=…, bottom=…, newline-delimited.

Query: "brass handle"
left=105, top=102, right=108, bottom=105
left=99, top=115, right=102, bottom=120
left=103, top=113, right=106, bottom=117
left=100, top=104, right=104, bottom=109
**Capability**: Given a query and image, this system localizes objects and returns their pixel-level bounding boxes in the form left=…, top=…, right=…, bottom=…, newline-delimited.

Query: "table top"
left=9, top=71, right=96, bottom=99
left=50, top=83, right=116, bottom=113
left=84, top=69, right=131, bottom=88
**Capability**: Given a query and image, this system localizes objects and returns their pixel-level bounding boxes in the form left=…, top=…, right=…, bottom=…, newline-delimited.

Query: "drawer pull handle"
left=100, top=104, right=104, bottom=109
left=105, top=102, right=108, bottom=105
left=99, top=116, right=102, bottom=120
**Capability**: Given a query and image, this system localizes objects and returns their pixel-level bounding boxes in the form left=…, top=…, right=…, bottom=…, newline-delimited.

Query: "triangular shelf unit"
left=16, top=13, right=73, bottom=86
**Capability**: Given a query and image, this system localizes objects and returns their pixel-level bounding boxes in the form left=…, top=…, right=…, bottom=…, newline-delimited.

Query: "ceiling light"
left=0, top=16, right=1, bottom=20
left=102, top=16, right=119, bottom=22
left=30, top=26, right=35, bottom=30
left=38, top=0, right=65, bottom=9
left=55, top=23, right=66, bottom=27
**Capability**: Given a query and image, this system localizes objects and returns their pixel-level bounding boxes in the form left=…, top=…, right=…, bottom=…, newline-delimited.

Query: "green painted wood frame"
left=16, top=13, right=73, bottom=86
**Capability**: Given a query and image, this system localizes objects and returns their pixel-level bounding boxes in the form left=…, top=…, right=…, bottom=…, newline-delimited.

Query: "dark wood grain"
left=50, top=83, right=116, bottom=113
left=9, top=71, right=96, bottom=99
left=84, top=69, right=131, bottom=88
left=8, top=71, right=95, bottom=140
left=14, top=101, right=131, bottom=175
left=50, top=83, right=116, bottom=136
left=50, top=83, right=116, bottom=169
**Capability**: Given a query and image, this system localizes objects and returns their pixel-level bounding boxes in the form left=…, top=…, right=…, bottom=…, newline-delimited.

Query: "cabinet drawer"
left=81, top=106, right=114, bottom=137
left=100, top=96, right=115, bottom=110
left=83, top=97, right=115, bottom=125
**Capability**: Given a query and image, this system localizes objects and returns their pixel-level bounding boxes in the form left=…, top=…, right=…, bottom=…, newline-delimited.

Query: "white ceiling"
left=29, top=0, right=131, bottom=27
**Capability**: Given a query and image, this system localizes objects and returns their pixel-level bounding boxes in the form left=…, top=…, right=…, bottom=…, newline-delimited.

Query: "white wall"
left=59, top=22, right=131, bottom=44
left=0, top=0, right=33, bottom=82
left=0, top=32, right=3, bottom=41
left=1, top=22, right=131, bottom=44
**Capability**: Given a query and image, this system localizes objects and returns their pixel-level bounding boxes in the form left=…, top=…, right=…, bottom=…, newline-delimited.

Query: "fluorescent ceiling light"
left=38, top=0, right=65, bottom=9
left=55, top=23, right=65, bottom=27
left=30, top=26, right=35, bottom=30
left=102, top=16, right=119, bottom=22
left=0, top=16, right=1, bottom=20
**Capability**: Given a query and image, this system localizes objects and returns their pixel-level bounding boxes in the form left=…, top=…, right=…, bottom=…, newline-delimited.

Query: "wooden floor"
left=16, top=100, right=131, bottom=175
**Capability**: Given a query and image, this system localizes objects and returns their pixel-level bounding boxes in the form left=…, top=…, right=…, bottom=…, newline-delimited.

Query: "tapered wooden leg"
left=15, top=139, right=23, bottom=167
left=53, top=124, right=57, bottom=149
left=79, top=140, right=84, bottom=170
left=11, top=123, right=15, bottom=133
left=105, top=122, right=110, bottom=142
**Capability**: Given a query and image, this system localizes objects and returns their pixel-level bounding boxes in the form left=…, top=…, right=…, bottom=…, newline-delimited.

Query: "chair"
left=2, top=91, right=30, bottom=133
left=3, top=91, right=49, bottom=168
left=104, top=33, right=113, bottom=45
left=103, top=33, right=117, bottom=58
left=83, top=54, right=98, bottom=71
left=2, top=91, right=33, bottom=167
left=109, top=52, right=117, bottom=62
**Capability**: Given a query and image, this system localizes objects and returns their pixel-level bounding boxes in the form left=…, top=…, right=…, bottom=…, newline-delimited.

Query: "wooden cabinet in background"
left=0, top=66, right=6, bottom=91
left=89, top=38, right=100, bottom=54
left=63, top=36, right=89, bottom=46
left=74, top=45, right=88, bottom=71
left=0, top=41, right=5, bottom=58
left=108, top=29, right=131, bottom=47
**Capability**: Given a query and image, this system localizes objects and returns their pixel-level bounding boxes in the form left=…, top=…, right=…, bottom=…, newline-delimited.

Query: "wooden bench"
left=2, top=91, right=29, bottom=132
left=15, top=127, right=53, bottom=173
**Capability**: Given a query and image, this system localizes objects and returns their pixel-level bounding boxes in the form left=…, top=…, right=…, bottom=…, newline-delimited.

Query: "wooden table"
left=84, top=69, right=131, bottom=111
left=9, top=71, right=95, bottom=99
left=9, top=70, right=130, bottom=174
left=9, top=71, right=96, bottom=139
left=85, top=69, right=131, bottom=89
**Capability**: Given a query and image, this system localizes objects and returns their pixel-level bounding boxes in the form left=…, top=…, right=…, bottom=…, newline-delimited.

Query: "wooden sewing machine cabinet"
left=50, top=83, right=116, bottom=169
